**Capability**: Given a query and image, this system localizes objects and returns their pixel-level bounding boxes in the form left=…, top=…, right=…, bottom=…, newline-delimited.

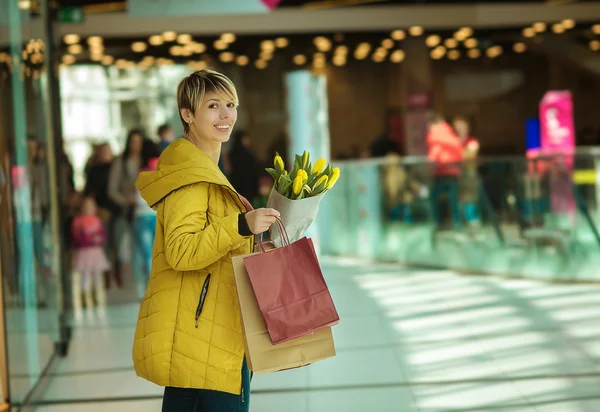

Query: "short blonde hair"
left=176, top=68, right=239, bottom=134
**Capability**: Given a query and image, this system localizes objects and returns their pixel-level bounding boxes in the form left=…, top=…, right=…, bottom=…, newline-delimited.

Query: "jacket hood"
left=136, top=138, right=234, bottom=208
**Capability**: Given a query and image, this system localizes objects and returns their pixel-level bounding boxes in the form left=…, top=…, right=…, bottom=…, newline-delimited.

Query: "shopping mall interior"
left=2, top=0, right=600, bottom=411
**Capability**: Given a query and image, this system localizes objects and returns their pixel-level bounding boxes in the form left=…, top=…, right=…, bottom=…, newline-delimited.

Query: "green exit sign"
left=58, top=6, right=83, bottom=23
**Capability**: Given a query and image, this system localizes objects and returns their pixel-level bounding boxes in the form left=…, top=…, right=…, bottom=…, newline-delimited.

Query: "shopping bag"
left=243, top=218, right=339, bottom=344
left=232, top=254, right=336, bottom=373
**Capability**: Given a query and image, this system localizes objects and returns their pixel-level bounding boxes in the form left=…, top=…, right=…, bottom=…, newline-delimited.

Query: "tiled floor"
left=31, top=259, right=600, bottom=411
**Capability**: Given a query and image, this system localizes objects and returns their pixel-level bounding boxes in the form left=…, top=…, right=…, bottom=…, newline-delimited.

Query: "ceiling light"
left=552, top=23, right=565, bottom=34
left=409, top=26, right=424, bottom=37
left=177, top=34, right=192, bottom=44
left=162, top=31, right=177, bottom=42
left=293, top=54, right=307, bottom=65
left=214, top=40, right=228, bottom=50
left=456, top=27, right=473, bottom=39
left=335, top=45, right=348, bottom=55
left=131, top=42, right=147, bottom=53
left=314, top=36, right=332, bottom=52
left=448, top=50, right=460, bottom=60
left=522, top=27, right=536, bottom=38
left=275, top=37, right=289, bottom=48
left=468, top=48, right=481, bottom=59
left=219, top=52, right=235, bottom=63
left=87, top=36, right=103, bottom=47
left=390, top=50, right=405, bottom=63
left=221, top=33, right=236, bottom=43
left=261, top=40, right=275, bottom=52
left=562, top=19, right=575, bottom=30
left=63, top=34, right=80, bottom=45
left=590, top=40, right=600, bottom=51
left=333, top=55, right=346, bottom=67
left=430, top=45, right=446, bottom=60
left=149, top=35, right=163, bottom=46
left=190, top=43, right=207, bottom=54
left=68, top=44, right=82, bottom=55
left=62, top=55, right=75, bottom=65
left=381, top=39, right=394, bottom=49
left=513, top=42, right=527, bottom=53
left=255, top=60, right=267, bottom=69
left=533, top=22, right=547, bottom=32
left=236, top=55, right=249, bottom=66
left=425, top=35, right=441, bottom=47
left=444, top=38, right=458, bottom=49
left=486, top=45, right=503, bottom=58
left=101, top=55, right=113, bottom=65
left=464, top=38, right=479, bottom=49
left=593, top=24, right=600, bottom=35
left=260, top=50, right=273, bottom=60
left=169, top=45, right=183, bottom=56
left=391, top=30, right=406, bottom=41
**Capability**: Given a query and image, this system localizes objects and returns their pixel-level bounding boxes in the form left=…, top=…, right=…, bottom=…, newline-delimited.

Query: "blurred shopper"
left=70, top=196, right=109, bottom=315
left=84, top=143, right=121, bottom=287
left=228, top=130, right=259, bottom=204
left=453, top=116, right=481, bottom=226
left=453, top=116, right=479, bottom=160
left=428, top=116, right=464, bottom=229
left=157, top=123, right=175, bottom=154
left=132, top=139, right=160, bottom=300
left=132, top=69, right=279, bottom=412
left=370, top=129, right=401, bottom=158
left=108, top=129, right=145, bottom=288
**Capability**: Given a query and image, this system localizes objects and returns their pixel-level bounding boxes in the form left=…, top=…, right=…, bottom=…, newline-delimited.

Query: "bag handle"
left=258, top=217, right=290, bottom=253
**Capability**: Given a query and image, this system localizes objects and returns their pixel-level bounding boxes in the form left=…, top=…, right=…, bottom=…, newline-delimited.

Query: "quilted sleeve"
left=163, top=183, right=249, bottom=271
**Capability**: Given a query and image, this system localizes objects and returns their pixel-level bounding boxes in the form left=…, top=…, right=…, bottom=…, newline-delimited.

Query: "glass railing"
left=317, top=150, right=600, bottom=282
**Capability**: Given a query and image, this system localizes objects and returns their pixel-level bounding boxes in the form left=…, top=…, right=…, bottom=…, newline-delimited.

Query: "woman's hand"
left=245, top=208, right=280, bottom=235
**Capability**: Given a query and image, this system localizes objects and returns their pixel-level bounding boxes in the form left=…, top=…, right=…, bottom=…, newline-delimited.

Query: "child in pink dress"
left=71, top=196, right=110, bottom=310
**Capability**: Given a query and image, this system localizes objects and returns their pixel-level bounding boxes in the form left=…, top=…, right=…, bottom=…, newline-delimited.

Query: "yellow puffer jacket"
left=132, top=138, right=252, bottom=395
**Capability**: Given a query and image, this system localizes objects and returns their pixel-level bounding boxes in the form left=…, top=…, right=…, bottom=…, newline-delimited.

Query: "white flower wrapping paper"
left=266, top=188, right=324, bottom=247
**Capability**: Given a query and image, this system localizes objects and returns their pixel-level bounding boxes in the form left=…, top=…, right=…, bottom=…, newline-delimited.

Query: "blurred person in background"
left=428, top=115, right=464, bottom=230
left=157, top=123, right=175, bottom=154
left=84, top=143, right=120, bottom=287
left=370, top=128, right=401, bottom=158
left=228, top=130, right=259, bottom=205
left=453, top=116, right=479, bottom=159
left=453, top=116, right=481, bottom=227
left=70, top=196, right=109, bottom=316
left=132, top=139, right=160, bottom=300
left=108, top=129, right=145, bottom=288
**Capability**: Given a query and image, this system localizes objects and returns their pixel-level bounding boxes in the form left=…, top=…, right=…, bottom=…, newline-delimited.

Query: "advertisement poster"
left=539, top=90, right=575, bottom=218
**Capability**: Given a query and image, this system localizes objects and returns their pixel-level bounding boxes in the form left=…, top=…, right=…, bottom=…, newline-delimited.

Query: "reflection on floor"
left=32, top=258, right=600, bottom=411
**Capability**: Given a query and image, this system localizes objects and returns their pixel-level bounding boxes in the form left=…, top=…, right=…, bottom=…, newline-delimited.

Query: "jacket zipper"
left=241, top=387, right=245, bottom=403
left=195, top=273, right=211, bottom=328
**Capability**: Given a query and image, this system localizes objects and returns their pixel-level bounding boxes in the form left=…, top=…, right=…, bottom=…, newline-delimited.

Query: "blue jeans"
left=133, top=214, right=156, bottom=300
left=161, top=359, right=250, bottom=412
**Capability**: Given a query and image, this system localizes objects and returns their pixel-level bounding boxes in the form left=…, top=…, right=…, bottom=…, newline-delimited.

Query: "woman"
left=108, top=129, right=145, bottom=287
left=227, top=130, right=259, bottom=204
left=132, top=69, right=279, bottom=412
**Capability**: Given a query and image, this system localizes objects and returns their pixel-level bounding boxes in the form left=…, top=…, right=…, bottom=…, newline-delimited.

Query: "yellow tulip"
left=297, top=169, right=308, bottom=183
left=312, top=158, right=327, bottom=175
left=274, top=155, right=284, bottom=172
left=315, top=174, right=328, bottom=189
left=328, top=167, right=340, bottom=189
left=293, top=175, right=304, bottom=195
left=301, top=151, right=310, bottom=169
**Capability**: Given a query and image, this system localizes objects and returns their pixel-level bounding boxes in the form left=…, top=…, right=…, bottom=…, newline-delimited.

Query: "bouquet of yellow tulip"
left=266, top=151, right=340, bottom=200
left=265, top=151, right=341, bottom=246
